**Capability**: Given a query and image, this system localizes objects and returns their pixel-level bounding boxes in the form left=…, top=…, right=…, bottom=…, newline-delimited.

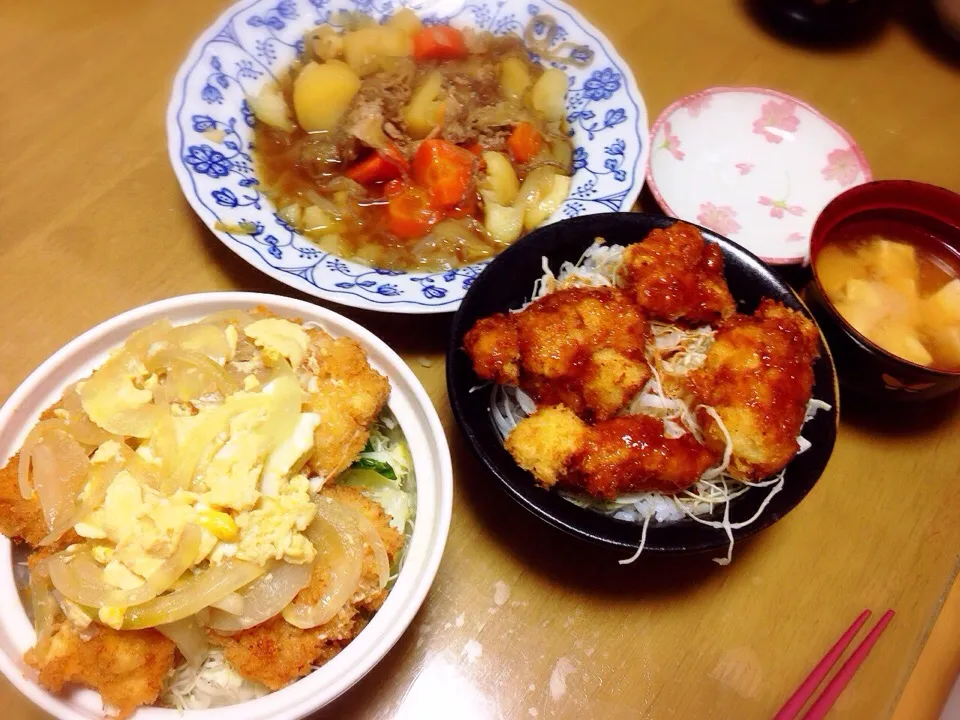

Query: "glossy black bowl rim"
left=446, top=212, right=840, bottom=555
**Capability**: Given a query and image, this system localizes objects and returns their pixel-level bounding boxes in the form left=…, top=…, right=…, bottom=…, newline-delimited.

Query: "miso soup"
left=815, top=220, right=960, bottom=371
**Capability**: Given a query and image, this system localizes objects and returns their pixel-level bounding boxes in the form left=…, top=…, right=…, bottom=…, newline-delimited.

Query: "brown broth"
left=815, top=217, right=960, bottom=371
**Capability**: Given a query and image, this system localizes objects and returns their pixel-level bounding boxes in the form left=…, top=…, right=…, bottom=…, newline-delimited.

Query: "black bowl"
left=446, top=212, right=840, bottom=556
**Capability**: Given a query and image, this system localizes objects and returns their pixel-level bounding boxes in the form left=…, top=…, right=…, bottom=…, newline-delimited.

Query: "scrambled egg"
left=244, top=318, right=309, bottom=368
left=231, top=474, right=317, bottom=565
left=73, top=322, right=326, bottom=588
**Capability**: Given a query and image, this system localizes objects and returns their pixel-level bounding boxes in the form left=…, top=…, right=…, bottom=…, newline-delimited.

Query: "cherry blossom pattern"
left=786, top=232, right=806, bottom=243
left=697, top=202, right=742, bottom=236
left=735, top=162, right=754, bottom=175
left=758, top=195, right=806, bottom=219
left=821, top=148, right=862, bottom=187
left=658, top=121, right=684, bottom=160
left=684, top=93, right=712, bottom=118
left=752, top=99, right=800, bottom=143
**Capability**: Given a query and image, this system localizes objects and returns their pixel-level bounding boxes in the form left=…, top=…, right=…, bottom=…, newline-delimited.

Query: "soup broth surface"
left=816, top=220, right=960, bottom=371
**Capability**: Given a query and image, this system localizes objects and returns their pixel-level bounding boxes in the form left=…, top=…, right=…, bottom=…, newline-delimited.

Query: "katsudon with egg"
left=0, top=308, right=415, bottom=717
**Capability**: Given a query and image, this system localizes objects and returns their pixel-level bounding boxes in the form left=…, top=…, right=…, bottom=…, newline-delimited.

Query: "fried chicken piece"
left=0, top=458, right=48, bottom=547
left=464, top=287, right=652, bottom=421
left=574, top=415, right=719, bottom=498
left=506, top=406, right=719, bottom=498
left=302, top=328, right=390, bottom=481
left=688, top=299, right=821, bottom=480
left=463, top=314, right=520, bottom=385
left=619, top=221, right=736, bottom=324
left=210, top=486, right=402, bottom=690
left=25, top=621, right=175, bottom=719
left=504, top=405, right=588, bottom=486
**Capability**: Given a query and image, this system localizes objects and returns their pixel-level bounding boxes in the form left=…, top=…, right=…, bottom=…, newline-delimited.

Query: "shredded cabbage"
left=340, top=414, right=415, bottom=533
left=162, top=648, right=268, bottom=711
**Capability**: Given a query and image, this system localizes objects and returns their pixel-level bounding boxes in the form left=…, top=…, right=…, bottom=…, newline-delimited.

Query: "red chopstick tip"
left=801, top=610, right=896, bottom=720
left=773, top=610, right=872, bottom=720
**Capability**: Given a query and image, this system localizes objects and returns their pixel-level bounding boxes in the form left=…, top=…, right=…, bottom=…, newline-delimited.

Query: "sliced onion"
left=206, top=560, right=312, bottom=633
left=122, top=559, right=265, bottom=629
left=164, top=324, right=231, bottom=364
left=80, top=350, right=164, bottom=438
left=29, top=571, right=59, bottom=644
left=31, top=429, right=91, bottom=532
left=40, top=449, right=127, bottom=546
left=345, top=505, right=390, bottom=592
left=203, top=310, right=256, bottom=331
left=281, top=497, right=364, bottom=629
left=48, top=525, right=202, bottom=608
left=210, top=592, right=244, bottom=615
left=17, top=419, right=71, bottom=499
left=157, top=617, right=210, bottom=667
left=61, top=384, right=117, bottom=446
left=146, top=348, right=240, bottom=399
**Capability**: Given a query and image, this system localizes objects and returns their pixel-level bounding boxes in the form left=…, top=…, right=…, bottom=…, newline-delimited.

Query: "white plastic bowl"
left=0, top=292, right=453, bottom=720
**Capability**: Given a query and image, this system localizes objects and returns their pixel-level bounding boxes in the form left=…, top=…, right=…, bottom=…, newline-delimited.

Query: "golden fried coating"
left=619, top=221, right=736, bottom=324
left=0, top=458, right=48, bottom=547
left=504, top=405, right=588, bottom=487
left=210, top=486, right=402, bottom=690
left=506, top=406, right=719, bottom=498
left=573, top=415, right=719, bottom=498
left=303, top=329, right=390, bottom=481
left=25, top=622, right=175, bottom=719
left=463, top=314, right=520, bottom=385
left=464, top=287, right=652, bottom=421
left=688, top=299, right=821, bottom=480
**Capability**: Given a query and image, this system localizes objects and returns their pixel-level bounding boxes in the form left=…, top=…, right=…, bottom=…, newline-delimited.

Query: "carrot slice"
left=507, top=122, right=543, bottom=163
left=412, top=139, right=476, bottom=208
left=345, top=144, right=409, bottom=185
left=386, top=183, right=443, bottom=238
left=412, top=25, right=468, bottom=61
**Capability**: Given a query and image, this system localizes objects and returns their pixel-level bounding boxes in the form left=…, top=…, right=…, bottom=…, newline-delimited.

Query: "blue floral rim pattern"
left=167, top=0, right=649, bottom=313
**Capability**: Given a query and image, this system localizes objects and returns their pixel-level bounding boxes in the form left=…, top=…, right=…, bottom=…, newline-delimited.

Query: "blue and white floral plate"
left=167, top=0, right=649, bottom=313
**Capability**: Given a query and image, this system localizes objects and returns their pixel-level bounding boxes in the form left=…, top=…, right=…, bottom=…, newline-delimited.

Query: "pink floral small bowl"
left=647, top=87, right=871, bottom=264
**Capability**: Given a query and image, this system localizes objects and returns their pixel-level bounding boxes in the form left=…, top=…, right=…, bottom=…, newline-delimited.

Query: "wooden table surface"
left=1, top=0, right=958, bottom=718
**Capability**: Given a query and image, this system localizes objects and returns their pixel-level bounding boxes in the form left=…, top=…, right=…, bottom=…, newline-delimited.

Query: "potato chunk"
left=529, top=68, right=568, bottom=122
left=499, top=57, right=532, bottom=102
left=403, top=71, right=444, bottom=138
left=343, top=26, right=412, bottom=76
left=293, top=60, right=361, bottom=132
left=247, top=83, right=293, bottom=131
left=480, top=151, right=519, bottom=206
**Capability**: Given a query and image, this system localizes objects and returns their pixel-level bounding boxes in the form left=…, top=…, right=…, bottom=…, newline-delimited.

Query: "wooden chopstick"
left=801, top=609, right=896, bottom=720
left=773, top=609, right=872, bottom=720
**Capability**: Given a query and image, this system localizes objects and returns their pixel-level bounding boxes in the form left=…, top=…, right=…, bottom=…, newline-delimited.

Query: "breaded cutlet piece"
left=464, top=287, right=652, bottom=421
left=505, top=407, right=719, bottom=499
left=687, top=299, right=821, bottom=480
left=25, top=622, right=176, bottom=720
left=209, top=486, right=402, bottom=690
left=302, top=328, right=390, bottom=481
left=619, top=221, right=736, bottom=325
left=504, top=405, right=588, bottom=487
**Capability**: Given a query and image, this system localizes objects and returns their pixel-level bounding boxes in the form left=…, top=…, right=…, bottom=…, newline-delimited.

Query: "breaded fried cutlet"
left=506, top=406, right=719, bottom=498
left=464, top=287, right=652, bottom=421
left=209, top=486, right=401, bottom=690
left=687, top=299, right=821, bottom=480
left=302, top=328, right=390, bottom=481
left=619, top=221, right=736, bottom=324
left=0, top=459, right=49, bottom=547
left=25, top=622, right=176, bottom=720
